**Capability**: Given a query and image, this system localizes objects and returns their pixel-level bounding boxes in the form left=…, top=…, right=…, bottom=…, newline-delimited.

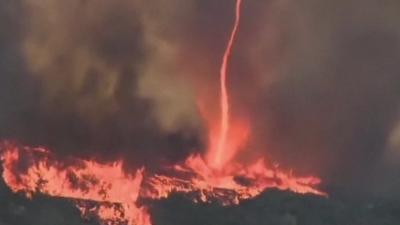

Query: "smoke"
left=242, top=0, right=400, bottom=195
left=0, top=0, right=206, bottom=169
left=1, top=0, right=400, bottom=195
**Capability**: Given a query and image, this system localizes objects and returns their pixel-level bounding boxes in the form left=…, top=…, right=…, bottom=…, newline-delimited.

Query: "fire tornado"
left=214, top=0, right=243, bottom=170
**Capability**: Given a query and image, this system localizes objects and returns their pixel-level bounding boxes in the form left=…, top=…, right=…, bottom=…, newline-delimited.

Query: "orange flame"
left=0, top=144, right=151, bottom=225
left=0, top=142, right=325, bottom=225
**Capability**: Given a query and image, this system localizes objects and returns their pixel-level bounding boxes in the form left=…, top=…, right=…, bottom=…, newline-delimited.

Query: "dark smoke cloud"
left=0, top=0, right=205, bottom=169
left=0, top=0, right=249, bottom=170
left=1, top=0, right=400, bottom=195
left=242, top=0, right=400, bottom=195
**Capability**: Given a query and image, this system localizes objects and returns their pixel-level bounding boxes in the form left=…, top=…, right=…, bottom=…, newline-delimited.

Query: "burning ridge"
left=0, top=142, right=324, bottom=225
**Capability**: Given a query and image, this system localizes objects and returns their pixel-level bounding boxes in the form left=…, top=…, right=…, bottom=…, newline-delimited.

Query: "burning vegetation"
left=0, top=142, right=324, bottom=225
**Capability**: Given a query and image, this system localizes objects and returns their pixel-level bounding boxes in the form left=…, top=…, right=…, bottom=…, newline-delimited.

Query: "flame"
left=0, top=144, right=151, bottom=225
left=0, top=1, right=326, bottom=225
left=1, top=142, right=325, bottom=225
left=143, top=154, right=325, bottom=206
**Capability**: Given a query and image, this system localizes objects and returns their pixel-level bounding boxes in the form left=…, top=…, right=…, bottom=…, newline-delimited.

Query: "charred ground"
left=1, top=175, right=400, bottom=225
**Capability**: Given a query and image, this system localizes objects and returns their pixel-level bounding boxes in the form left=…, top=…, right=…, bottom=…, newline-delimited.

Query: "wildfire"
left=0, top=1, right=326, bottom=225
left=0, top=143, right=324, bottom=225
left=143, top=154, right=325, bottom=205
left=0, top=143, right=151, bottom=225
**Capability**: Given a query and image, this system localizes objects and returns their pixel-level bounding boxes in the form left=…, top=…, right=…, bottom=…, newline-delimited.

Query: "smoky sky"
left=245, top=0, right=400, bottom=195
left=1, top=0, right=400, bottom=195
left=0, top=0, right=206, bottom=169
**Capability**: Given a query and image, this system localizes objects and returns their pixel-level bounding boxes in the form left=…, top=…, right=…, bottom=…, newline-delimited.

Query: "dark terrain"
left=1, top=175, right=399, bottom=225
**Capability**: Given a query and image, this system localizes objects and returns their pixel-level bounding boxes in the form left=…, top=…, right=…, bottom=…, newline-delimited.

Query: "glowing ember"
left=0, top=1, right=326, bottom=225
